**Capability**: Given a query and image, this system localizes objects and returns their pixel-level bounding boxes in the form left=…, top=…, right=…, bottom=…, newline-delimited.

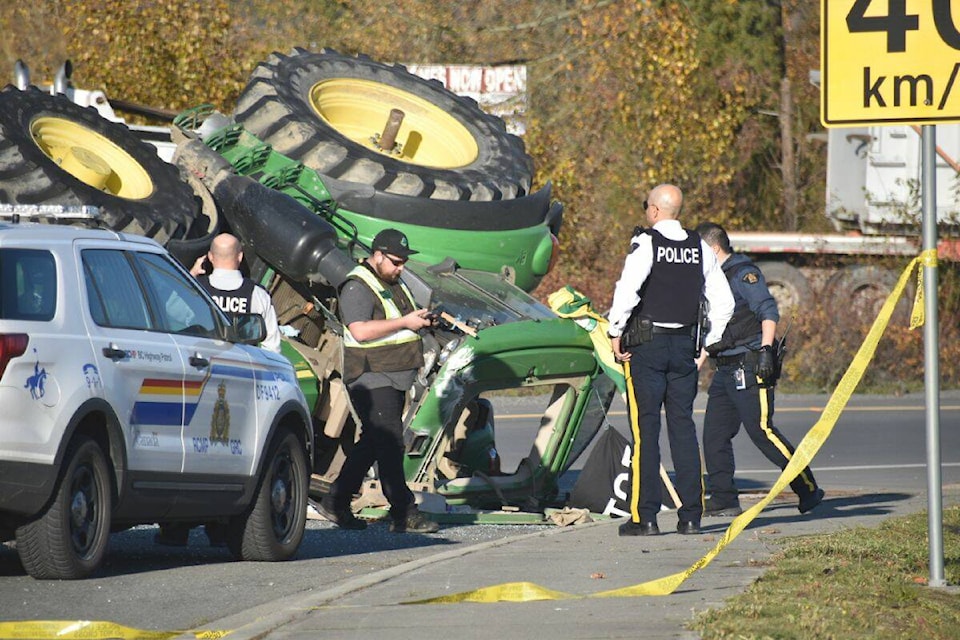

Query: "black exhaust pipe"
left=211, top=172, right=356, bottom=288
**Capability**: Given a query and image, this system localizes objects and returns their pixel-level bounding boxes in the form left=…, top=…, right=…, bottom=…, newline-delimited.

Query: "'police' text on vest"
left=656, top=246, right=700, bottom=265
left=210, top=294, right=249, bottom=314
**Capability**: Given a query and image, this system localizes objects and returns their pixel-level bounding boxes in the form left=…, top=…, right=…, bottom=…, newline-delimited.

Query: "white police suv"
left=0, top=208, right=313, bottom=579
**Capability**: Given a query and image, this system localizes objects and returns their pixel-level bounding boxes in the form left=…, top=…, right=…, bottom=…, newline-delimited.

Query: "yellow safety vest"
left=341, top=265, right=424, bottom=382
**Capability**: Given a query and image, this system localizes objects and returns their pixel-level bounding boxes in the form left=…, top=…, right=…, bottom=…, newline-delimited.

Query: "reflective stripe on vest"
left=342, top=266, right=421, bottom=349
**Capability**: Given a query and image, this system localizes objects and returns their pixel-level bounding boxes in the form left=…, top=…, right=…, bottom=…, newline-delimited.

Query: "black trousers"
left=331, top=384, right=414, bottom=522
left=703, top=364, right=819, bottom=507
left=625, top=333, right=703, bottom=524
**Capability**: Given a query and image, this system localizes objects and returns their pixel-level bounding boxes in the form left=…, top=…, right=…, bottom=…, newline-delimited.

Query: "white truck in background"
left=729, top=123, right=960, bottom=319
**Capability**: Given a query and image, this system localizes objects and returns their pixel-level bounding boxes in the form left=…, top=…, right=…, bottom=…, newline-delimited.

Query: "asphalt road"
left=1, top=390, right=957, bottom=635
left=494, top=389, right=960, bottom=495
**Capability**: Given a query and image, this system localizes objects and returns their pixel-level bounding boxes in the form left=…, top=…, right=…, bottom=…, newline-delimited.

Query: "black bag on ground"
left=567, top=427, right=681, bottom=515
left=568, top=428, right=632, bottom=516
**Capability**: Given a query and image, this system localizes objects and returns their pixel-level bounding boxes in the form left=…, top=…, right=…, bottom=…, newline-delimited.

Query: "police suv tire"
left=234, top=48, right=533, bottom=201
left=227, top=428, right=308, bottom=562
left=0, top=85, right=198, bottom=245
left=15, top=436, right=112, bottom=580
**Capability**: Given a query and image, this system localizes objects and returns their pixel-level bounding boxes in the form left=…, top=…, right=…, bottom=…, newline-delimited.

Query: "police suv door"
left=80, top=243, right=185, bottom=475
left=129, top=251, right=257, bottom=478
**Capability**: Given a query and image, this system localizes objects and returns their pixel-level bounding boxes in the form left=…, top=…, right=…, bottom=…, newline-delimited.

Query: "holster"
left=621, top=309, right=652, bottom=350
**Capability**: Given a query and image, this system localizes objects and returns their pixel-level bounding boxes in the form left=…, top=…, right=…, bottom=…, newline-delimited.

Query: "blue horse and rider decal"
left=24, top=351, right=47, bottom=401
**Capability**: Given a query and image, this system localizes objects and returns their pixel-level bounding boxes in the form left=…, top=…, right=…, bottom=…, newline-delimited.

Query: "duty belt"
left=715, top=351, right=759, bottom=367
left=652, top=324, right=695, bottom=336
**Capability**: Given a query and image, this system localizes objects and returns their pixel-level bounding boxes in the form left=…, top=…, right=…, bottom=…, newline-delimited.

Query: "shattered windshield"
left=402, top=262, right=554, bottom=329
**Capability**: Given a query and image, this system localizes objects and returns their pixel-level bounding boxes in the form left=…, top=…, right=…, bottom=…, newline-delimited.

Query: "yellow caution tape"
left=910, top=249, right=937, bottom=329
left=0, top=621, right=229, bottom=639
left=410, top=252, right=931, bottom=604
left=404, top=581, right=577, bottom=604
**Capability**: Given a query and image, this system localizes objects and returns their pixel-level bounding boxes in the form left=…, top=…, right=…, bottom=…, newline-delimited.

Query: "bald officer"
left=607, top=184, right=734, bottom=536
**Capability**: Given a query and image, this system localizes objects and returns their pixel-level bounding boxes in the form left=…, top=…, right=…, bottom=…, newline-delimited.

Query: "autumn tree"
left=2, top=0, right=823, bottom=306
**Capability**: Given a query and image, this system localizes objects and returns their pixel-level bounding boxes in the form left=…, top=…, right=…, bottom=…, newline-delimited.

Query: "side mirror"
left=229, top=313, right=266, bottom=346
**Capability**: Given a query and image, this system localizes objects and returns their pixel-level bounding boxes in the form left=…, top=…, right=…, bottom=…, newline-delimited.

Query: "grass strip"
left=691, top=506, right=960, bottom=639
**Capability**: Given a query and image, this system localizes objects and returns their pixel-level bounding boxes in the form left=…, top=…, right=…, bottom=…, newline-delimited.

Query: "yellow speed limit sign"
left=822, top=0, right=960, bottom=125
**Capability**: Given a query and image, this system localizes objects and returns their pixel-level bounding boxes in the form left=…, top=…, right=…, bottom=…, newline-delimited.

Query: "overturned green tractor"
left=0, top=49, right=616, bottom=517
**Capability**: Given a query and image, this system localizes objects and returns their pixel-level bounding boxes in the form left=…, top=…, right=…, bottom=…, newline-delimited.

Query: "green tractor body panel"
left=202, top=124, right=557, bottom=292
left=279, top=340, right=320, bottom=413
left=390, top=263, right=617, bottom=509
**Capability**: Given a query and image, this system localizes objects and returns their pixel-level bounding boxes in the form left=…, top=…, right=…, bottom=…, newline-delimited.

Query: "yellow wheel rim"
left=31, top=117, right=154, bottom=199
left=309, top=79, right=478, bottom=169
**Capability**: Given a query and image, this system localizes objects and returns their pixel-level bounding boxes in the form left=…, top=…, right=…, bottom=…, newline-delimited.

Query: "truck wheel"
left=15, top=436, right=112, bottom=580
left=227, top=429, right=308, bottom=562
left=755, top=261, right=812, bottom=312
left=234, top=48, right=532, bottom=201
left=827, top=265, right=908, bottom=324
left=0, top=86, right=197, bottom=244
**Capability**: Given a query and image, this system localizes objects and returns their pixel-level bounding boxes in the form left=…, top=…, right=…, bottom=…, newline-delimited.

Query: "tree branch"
left=480, top=0, right=619, bottom=34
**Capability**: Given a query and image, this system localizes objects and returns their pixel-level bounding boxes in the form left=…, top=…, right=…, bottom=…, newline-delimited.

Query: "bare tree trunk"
left=779, top=1, right=799, bottom=231
left=780, top=75, right=798, bottom=230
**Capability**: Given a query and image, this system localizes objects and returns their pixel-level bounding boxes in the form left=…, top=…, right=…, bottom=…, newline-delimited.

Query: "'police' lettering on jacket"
left=636, top=229, right=705, bottom=325
left=655, top=245, right=701, bottom=265
left=209, top=294, right=249, bottom=314
left=197, top=275, right=257, bottom=318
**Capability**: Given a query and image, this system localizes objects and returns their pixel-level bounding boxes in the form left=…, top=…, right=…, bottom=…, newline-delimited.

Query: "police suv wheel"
left=227, top=429, right=308, bottom=562
left=15, top=437, right=112, bottom=580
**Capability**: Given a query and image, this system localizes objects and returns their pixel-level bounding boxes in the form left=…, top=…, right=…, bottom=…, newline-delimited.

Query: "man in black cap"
left=313, top=228, right=439, bottom=533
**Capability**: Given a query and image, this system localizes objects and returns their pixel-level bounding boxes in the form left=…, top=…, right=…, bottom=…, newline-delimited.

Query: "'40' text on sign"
left=822, top=0, right=960, bottom=125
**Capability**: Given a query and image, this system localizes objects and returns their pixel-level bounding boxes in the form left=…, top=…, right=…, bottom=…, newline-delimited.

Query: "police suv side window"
left=0, top=249, right=57, bottom=321
left=82, top=249, right=153, bottom=330
left=132, top=252, right=219, bottom=337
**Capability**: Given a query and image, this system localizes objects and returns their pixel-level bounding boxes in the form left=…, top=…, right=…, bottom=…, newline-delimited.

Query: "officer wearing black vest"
left=191, top=233, right=280, bottom=353
left=312, top=228, right=439, bottom=534
left=608, top=184, right=734, bottom=536
left=157, top=233, right=282, bottom=547
left=696, top=222, right=824, bottom=517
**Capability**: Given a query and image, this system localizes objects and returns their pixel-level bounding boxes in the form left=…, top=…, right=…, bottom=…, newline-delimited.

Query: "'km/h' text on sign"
left=822, top=0, right=960, bottom=126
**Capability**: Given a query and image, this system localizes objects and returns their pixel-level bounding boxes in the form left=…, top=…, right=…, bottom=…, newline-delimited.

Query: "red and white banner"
left=405, top=64, right=527, bottom=135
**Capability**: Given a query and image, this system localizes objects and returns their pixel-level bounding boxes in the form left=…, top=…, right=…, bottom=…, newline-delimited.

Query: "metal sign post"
left=821, top=1, right=951, bottom=587
left=922, top=126, right=946, bottom=587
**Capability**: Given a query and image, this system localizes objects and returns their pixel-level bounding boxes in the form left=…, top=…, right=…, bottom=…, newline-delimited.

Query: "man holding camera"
left=696, top=222, right=824, bottom=517
left=313, top=228, right=439, bottom=534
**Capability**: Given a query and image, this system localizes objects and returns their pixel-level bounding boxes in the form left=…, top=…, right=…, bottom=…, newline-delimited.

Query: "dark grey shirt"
left=340, top=279, right=417, bottom=392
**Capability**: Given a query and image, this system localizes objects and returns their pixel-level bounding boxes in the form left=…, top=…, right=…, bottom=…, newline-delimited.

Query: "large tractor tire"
left=234, top=48, right=533, bottom=202
left=0, top=86, right=197, bottom=244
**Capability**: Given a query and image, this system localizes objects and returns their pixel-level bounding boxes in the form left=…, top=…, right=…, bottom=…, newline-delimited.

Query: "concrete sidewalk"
left=185, top=486, right=958, bottom=640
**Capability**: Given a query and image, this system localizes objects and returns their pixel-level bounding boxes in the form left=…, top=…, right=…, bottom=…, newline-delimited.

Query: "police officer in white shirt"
left=192, top=233, right=281, bottom=353
left=607, top=184, right=734, bottom=536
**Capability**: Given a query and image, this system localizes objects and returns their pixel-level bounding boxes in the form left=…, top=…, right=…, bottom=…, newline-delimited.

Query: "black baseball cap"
left=372, top=228, right=417, bottom=258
